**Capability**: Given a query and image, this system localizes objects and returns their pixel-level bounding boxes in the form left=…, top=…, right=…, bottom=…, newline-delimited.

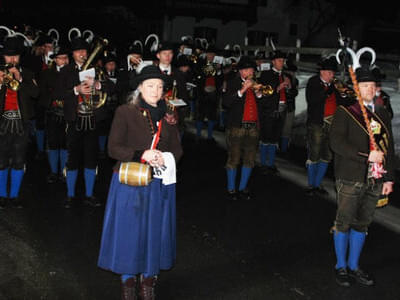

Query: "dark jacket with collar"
left=305, top=74, right=350, bottom=125
left=38, top=64, right=64, bottom=108
left=58, top=62, right=112, bottom=122
left=108, top=102, right=183, bottom=172
left=0, top=67, right=39, bottom=121
left=329, top=103, right=395, bottom=183
left=222, top=73, right=264, bottom=128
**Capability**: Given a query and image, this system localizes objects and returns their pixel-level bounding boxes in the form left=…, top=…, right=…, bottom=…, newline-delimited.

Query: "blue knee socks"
left=239, top=167, right=252, bottom=191
left=196, top=121, right=203, bottom=138
left=98, top=136, right=107, bottom=153
left=66, top=170, right=78, bottom=197
left=48, top=150, right=59, bottom=174
left=333, top=230, right=349, bottom=269
left=59, top=150, right=68, bottom=172
left=280, top=137, right=289, bottom=153
left=84, top=168, right=96, bottom=197
left=36, top=130, right=45, bottom=152
left=260, top=144, right=267, bottom=166
left=10, top=169, right=24, bottom=198
left=267, top=144, right=277, bottom=167
left=307, top=163, right=318, bottom=187
left=315, top=162, right=328, bottom=188
left=226, top=168, right=237, bottom=192
left=0, top=168, right=9, bottom=197
left=207, top=120, right=215, bottom=139
left=348, top=229, right=366, bottom=271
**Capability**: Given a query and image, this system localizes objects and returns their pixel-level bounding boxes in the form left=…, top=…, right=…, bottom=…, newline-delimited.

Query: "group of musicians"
left=0, top=25, right=396, bottom=298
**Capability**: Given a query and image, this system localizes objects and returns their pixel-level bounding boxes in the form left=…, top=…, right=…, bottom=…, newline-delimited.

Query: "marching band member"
left=305, top=56, right=347, bottom=196
left=59, top=37, right=110, bottom=208
left=0, top=37, right=39, bottom=209
left=38, top=46, right=69, bottom=183
left=258, top=50, right=289, bottom=174
left=222, top=56, right=263, bottom=201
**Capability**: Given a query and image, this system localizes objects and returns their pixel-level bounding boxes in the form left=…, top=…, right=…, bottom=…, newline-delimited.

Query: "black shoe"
left=35, top=151, right=46, bottom=160
left=335, top=268, right=352, bottom=287
left=9, top=197, right=23, bottom=209
left=227, top=190, right=239, bottom=201
left=238, top=189, right=252, bottom=201
left=64, top=196, right=73, bottom=209
left=47, top=173, right=58, bottom=184
left=348, top=268, right=375, bottom=286
left=315, top=186, right=329, bottom=196
left=84, top=196, right=102, bottom=207
left=58, top=174, right=66, bottom=183
left=305, top=186, right=318, bottom=197
left=0, top=197, right=8, bottom=209
left=206, top=137, right=217, bottom=145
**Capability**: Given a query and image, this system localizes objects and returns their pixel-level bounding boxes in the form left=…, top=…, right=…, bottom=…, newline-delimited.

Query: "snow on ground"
left=292, top=70, right=400, bottom=168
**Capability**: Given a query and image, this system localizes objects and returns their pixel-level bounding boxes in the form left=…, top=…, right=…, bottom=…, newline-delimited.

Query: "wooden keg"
left=119, top=162, right=152, bottom=186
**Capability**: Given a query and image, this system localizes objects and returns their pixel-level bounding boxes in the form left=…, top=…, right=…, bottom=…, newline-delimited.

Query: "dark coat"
left=329, top=103, right=395, bottom=183
left=258, top=69, right=284, bottom=113
left=58, top=62, right=112, bottom=122
left=305, top=75, right=350, bottom=125
left=116, top=67, right=137, bottom=104
left=222, top=73, right=264, bottom=128
left=375, top=90, right=393, bottom=120
left=108, top=102, right=183, bottom=172
left=0, top=67, right=39, bottom=121
left=38, top=65, right=64, bottom=108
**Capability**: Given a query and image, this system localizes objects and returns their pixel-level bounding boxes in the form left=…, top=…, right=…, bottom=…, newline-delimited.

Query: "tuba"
left=78, top=37, right=109, bottom=114
left=202, top=61, right=217, bottom=77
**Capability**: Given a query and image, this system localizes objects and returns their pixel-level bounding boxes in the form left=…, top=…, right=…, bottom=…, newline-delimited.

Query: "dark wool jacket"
left=329, top=103, right=395, bottom=183
left=222, top=73, right=264, bottom=128
left=108, top=102, right=183, bottom=172
left=306, top=75, right=350, bottom=125
left=38, top=65, right=64, bottom=108
left=0, top=67, right=39, bottom=121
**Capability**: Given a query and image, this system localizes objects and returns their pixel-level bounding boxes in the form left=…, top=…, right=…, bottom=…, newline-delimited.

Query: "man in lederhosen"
left=222, top=56, right=263, bottom=201
left=59, top=37, right=109, bottom=208
left=329, top=66, right=395, bottom=287
left=305, top=56, right=348, bottom=196
left=258, top=50, right=290, bottom=174
left=194, top=45, right=223, bottom=143
left=0, top=37, right=39, bottom=209
left=38, top=46, right=69, bottom=184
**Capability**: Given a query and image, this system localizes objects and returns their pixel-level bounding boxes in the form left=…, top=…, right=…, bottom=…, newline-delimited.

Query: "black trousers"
left=0, top=123, right=29, bottom=169
left=66, top=122, right=98, bottom=170
left=46, top=113, right=66, bottom=150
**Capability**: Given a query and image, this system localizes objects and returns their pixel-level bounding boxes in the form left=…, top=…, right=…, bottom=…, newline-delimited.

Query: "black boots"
left=121, top=276, right=138, bottom=300
left=139, top=275, right=157, bottom=300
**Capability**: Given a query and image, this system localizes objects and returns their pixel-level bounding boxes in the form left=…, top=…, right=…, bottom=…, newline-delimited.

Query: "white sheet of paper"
left=260, top=63, right=270, bottom=71
left=186, top=82, right=197, bottom=88
left=79, top=68, right=95, bottom=82
left=213, top=56, right=224, bottom=65
left=183, top=48, right=192, bottom=55
left=169, top=99, right=187, bottom=107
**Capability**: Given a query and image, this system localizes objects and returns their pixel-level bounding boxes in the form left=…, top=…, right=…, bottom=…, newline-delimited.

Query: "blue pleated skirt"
left=97, top=173, right=176, bottom=276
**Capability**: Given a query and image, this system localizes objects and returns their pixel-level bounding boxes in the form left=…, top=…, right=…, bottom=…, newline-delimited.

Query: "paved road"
left=1, top=131, right=400, bottom=300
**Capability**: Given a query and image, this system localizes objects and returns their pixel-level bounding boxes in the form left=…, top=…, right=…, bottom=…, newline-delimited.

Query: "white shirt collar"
left=272, top=67, right=282, bottom=74
left=364, top=101, right=374, bottom=112
left=159, top=64, right=171, bottom=74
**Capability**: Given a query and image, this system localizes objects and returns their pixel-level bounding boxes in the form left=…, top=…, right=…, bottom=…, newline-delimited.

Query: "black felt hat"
left=128, top=43, right=143, bottom=55
left=70, top=37, right=89, bottom=52
left=356, top=66, right=377, bottom=82
left=35, top=34, right=53, bottom=47
left=132, top=65, right=171, bottom=88
left=50, top=46, right=69, bottom=59
left=2, top=37, right=24, bottom=56
left=371, top=65, right=386, bottom=82
left=157, top=41, right=174, bottom=53
left=237, top=55, right=257, bottom=70
left=317, top=56, right=338, bottom=72
left=103, top=54, right=118, bottom=65
left=270, top=49, right=286, bottom=60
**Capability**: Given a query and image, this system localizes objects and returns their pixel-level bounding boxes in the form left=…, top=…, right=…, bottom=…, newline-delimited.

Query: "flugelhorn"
left=1, top=64, right=20, bottom=91
left=245, top=75, right=274, bottom=96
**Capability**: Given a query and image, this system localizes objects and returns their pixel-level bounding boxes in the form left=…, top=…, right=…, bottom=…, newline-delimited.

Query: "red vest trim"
left=242, top=89, right=258, bottom=122
left=4, top=88, right=19, bottom=111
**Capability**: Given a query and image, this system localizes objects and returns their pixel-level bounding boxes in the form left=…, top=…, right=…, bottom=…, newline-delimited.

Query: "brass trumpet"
left=1, top=64, right=20, bottom=91
left=202, top=61, right=217, bottom=77
left=245, top=75, right=274, bottom=96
